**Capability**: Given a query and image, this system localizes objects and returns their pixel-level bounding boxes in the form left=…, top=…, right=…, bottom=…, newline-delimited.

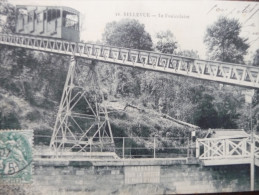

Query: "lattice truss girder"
left=50, top=56, right=114, bottom=152
left=0, top=33, right=259, bottom=88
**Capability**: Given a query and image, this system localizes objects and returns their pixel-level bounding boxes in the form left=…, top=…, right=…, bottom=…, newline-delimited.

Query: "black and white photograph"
left=0, top=0, right=259, bottom=194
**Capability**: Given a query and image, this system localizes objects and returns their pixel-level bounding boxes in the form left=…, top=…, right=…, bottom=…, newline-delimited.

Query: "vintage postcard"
left=0, top=0, right=259, bottom=194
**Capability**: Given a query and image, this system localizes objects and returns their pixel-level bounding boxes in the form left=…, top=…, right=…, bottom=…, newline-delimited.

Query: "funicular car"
left=15, top=5, right=80, bottom=42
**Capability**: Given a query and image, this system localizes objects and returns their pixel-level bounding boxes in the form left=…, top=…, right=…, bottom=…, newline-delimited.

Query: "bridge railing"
left=34, top=134, right=194, bottom=159
left=113, top=137, right=191, bottom=159
left=1, top=33, right=258, bottom=88
left=196, top=136, right=252, bottom=160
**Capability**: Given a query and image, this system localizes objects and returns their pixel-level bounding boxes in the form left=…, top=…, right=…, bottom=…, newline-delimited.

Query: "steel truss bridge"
left=0, top=33, right=259, bottom=166
left=1, top=33, right=259, bottom=89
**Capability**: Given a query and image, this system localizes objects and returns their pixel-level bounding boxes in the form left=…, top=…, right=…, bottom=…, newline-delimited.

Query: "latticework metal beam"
left=1, top=33, right=259, bottom=88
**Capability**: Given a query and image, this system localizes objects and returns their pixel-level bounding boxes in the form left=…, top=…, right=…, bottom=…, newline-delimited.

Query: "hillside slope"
left=0, top=47, right=198, bottom=145
left=0, top=46, right=257, bottom=145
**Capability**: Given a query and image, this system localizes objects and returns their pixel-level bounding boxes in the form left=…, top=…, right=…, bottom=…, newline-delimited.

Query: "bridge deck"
left=34, top=157, right=198, bottom=166
left=201, top=158, right=251, bottom=166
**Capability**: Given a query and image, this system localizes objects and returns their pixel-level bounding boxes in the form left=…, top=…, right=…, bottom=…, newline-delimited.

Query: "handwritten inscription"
left=124, top=166, right=160, bottom=184
left=207, top=4, right=258, bottom=23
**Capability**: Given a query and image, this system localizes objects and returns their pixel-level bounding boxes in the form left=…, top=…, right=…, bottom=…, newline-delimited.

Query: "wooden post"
left=250, top=103, right=255, bottom=191
left=90, top=138, right=92, bottom=159
left=191, top=130, right=196, bottom=158
left=242, top=139, right=246, bottom=156
left=187, top=138, right=190, bottom=158
left=154, top=137, right=156, bottom=159
left=123, top=137, right=125, bottom=159
left=226, top=139, right=229, bottom=156
left=196, top=139, right=200, bottom=158
left=251, top=139, right=255, bottom=191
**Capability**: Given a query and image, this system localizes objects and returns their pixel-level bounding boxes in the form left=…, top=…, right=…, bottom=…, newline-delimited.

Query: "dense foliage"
left=102, top=19, right=153, bottom=51
left=100, top=18, right=258, bottom=131
left=0, top=0, right=15, bottom=33
left=204, top=17, right=249, bottom=64
left=155, top=30, right=178, bottom=54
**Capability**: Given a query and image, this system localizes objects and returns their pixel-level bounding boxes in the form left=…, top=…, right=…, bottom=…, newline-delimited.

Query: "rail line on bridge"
left=1, top=33, right=259, bottom=89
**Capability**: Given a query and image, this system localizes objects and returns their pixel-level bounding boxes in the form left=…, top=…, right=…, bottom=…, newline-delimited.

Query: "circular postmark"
left=0, top=131, right=32, bottom=183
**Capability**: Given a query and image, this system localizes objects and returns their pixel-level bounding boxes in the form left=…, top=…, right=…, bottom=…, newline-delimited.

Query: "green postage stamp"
left=0, top=130, right=33, bottom=184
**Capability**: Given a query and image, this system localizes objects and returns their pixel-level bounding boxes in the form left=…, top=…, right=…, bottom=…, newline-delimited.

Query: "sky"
left=8, top=0, right=259, bottom=61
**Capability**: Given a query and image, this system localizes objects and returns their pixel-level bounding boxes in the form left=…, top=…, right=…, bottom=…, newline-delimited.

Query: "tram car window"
left=15, top=5, right=80, bottom=42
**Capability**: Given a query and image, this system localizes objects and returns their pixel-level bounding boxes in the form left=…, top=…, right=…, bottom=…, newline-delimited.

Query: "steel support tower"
left=49, top=56, right=114, bottom=154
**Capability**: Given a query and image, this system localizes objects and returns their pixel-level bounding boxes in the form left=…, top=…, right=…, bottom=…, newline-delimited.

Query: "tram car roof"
left=16, top=5, right=80, bottom=15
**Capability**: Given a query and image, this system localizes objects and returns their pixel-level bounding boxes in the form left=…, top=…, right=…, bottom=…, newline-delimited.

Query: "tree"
left=213, top=91, right=239, bottom=129
left=102, top=19, right=153, bottom=51
left=193, top=94, right=219, bottom=129
left=101, top=19, right=153, bottom=97
left=0, top=0, right=15, bottom=33
left=155, top=30, right=178, bottom=54
left=176, top=50, right=199, bottom=58
left=204, top=16, right=249, bottom=64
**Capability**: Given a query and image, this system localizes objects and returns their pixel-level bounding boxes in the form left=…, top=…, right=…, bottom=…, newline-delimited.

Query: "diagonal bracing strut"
left=50, top=56, right=114, bottom=154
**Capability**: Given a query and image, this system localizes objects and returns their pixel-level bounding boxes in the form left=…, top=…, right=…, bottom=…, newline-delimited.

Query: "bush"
left=0, top=111, right=21, bottom=129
